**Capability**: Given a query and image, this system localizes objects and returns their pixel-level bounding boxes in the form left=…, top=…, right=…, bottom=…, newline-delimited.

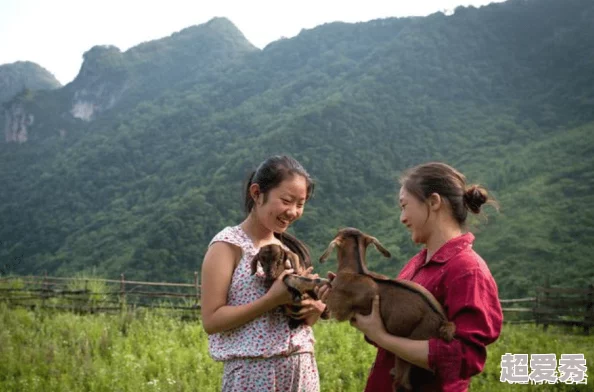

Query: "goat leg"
left=285, top=285, right=303, bottom=303
left=285, top=286, right=304, bottom=329
left=391, top=357, right=413, bottom=392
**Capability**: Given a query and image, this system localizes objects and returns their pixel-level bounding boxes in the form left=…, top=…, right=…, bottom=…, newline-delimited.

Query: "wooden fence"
left=1, top=274, right=592, bottom=334
left=0, top=273, right=201, bottom=317
left=501, top=281, right=594, bottom=335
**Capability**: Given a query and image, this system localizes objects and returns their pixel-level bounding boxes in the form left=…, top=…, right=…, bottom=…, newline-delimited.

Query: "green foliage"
left=1, top=0, right=594, bottom=298
left=0, top=304, right=222, bottom=392
left=0, top=61, right=61, bottom=103
left=468, top=123, right=594, bottom=296
left=0, top=305, right=592, bottom=391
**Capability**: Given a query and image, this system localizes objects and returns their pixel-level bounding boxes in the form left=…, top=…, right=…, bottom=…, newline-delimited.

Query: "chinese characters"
left=501, top=353, right=588, bottom=385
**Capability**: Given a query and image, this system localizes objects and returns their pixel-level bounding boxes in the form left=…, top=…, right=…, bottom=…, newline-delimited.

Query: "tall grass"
left=0, top=303, right=592, bottom=391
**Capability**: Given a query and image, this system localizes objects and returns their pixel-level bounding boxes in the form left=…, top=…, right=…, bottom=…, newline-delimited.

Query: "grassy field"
left=0, top=303, right=592, bottom=391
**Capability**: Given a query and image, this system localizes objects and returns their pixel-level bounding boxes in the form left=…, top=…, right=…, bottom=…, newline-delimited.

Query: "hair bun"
left=463, top=185, right=488, bottom=214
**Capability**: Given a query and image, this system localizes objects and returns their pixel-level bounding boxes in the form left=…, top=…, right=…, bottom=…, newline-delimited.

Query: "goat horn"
left=319, top=240, right=337, bottom=263
left=370, top=237, right=391, bottom=258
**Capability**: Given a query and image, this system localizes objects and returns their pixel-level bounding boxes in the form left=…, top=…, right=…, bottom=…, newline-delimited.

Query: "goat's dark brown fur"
left=251, top=244, right=327, bottom=328
left=250, top=244, right=303, bottom=288
left=320, top=228, right=456, bottom=392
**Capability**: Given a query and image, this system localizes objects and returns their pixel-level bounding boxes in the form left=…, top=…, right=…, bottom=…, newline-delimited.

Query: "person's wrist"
left=372, top=328, right=389, bottom=346
left=264, top=291, right=282, bottom=309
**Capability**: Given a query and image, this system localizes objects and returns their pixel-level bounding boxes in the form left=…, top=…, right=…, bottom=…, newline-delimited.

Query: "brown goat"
left=250, top=244, right=305, bottom=287
left=250, top=244, right=328, bottom=328
left=319, top=228, right=456, bottom=392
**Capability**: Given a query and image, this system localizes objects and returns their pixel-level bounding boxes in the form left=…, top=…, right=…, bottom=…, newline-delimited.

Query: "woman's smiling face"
left=399, top=186, right=431, bottom=244
left=253, top=174, right=307, bottom=233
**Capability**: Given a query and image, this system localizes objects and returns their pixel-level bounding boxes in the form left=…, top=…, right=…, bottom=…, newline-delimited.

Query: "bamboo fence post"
left=120, top=274, right=126, bottom=312
left=194, top=271, right=200, bottom=309
left=42, top=271, right=48, bottom=309
left=542, top=276, right=550, bottom=332
left=534, top=289, right=540, bottom=327
left=85, top=278, right=90, bottom=312
left=585, top=283, right=593, bottom=335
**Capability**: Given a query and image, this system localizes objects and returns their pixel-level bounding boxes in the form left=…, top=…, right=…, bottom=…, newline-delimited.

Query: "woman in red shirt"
left=320, top=162, right=503, bottom=391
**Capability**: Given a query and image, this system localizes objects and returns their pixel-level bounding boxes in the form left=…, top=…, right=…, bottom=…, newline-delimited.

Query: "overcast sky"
left=0, top=0, right=506, bottom=85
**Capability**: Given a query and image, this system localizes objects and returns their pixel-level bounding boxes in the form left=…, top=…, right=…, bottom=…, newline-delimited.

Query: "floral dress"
left=208, top=225, right=320, bottom=392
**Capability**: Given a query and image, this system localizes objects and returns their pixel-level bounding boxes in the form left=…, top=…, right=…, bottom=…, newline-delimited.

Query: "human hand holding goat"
left=350, top=294, right=387, bottom=343
left=251, top=244, right=329, bottom=327
left=316, top=227, right=456, bottom=392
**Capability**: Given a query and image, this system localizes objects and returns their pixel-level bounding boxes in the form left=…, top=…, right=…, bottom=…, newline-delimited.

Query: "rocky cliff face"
left=69, top=80, right=129, bottom=121
left=1, top=17, right=257, bottom=142
left=68, top=46, right=129, bottom=121
left=0, top=62, right=60, bottom=143
left=3, top=102, right=32, bottom=143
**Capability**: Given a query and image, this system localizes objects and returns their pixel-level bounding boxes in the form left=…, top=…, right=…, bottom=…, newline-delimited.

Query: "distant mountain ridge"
left=1, top=17, right=257, bottom=143
left=1, top=1, right=593, bottom=298
left=65, top=17, right=258, bottom=121
left=0, top=61, right=61, bottom=103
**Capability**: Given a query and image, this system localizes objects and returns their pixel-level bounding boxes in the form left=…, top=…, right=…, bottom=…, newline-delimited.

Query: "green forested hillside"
left=1, top=0, right=593, bottom=298
left=0, top=61, right=61, bottom=103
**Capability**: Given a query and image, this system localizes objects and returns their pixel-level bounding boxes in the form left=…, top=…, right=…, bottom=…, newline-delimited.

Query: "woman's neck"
left=240, top=214, right=276, bottom=248
left=424, top=221, right=463, bottom=263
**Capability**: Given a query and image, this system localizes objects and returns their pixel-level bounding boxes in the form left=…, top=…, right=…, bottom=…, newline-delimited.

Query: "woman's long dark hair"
left=243, top=155, right=315, bottom=267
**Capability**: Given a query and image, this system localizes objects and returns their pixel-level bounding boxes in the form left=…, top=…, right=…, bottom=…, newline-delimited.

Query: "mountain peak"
left=0, top=61, right=61, bottom=103
left=205, top=16, right=238, bottom=29
left=65, top=17, right=257, bottom=121
left=169, top=16, right=257, bottom=52
left=82, top=45, right=122, bottom=60
left=76, top=45, right=125, bottom=81
left=203, top=16, right=247, bottom=37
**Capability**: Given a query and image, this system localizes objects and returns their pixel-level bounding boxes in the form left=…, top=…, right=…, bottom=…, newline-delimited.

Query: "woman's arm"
left=353, top=269, right=503, bottom=381
left=423, top=270, right=503, bottom=380
left=351, top=296, right=431, bottom=371
left=201, top=242, right=295, bottom=334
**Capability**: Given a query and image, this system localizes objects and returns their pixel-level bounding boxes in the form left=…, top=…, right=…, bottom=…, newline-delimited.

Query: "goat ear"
left=286, top=251, right=300, bottom=270
left=250, top=254, right=260, bottom=275
left=319, top=240, right=337, bottom=263
left=370, top=237, right=391, bottom=258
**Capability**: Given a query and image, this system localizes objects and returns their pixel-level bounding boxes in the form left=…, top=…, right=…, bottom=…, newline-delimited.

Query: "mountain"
left=1, top=1, right=593, bottom=298
left=2, top=17, right=257, bottom=143
left=0, top=61, right=61, bottom=143
left=0, top=61, right=61, bottom=104
left=66, top=17, right=258, bottom=121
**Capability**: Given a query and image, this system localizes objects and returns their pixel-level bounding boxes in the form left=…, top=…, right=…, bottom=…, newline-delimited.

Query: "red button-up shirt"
left=364, top=232, right=503, bottom=392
